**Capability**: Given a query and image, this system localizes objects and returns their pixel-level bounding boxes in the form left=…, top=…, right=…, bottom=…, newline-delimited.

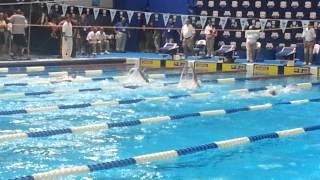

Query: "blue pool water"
left=0, top=67, right=320, bottom=179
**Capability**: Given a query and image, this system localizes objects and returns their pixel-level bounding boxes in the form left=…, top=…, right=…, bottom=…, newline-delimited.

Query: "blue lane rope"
left=1, top=97, right=319, bottom=142
left=0, top=80, right=317, bottom=99
left=0, top=73, right=310, bottom=88
left=0, top=79, right=318, bottom=116
left=11, top=124, right=320, bottom=179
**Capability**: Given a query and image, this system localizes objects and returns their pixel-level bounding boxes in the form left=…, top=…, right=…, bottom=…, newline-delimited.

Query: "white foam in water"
left=124, top=65, right=149, bottom=86
left=178, top=61, right=201, bottom=90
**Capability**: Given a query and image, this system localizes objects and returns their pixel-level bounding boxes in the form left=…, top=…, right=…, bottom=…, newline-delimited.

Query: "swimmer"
left=127, top=66, right=149, bottom=83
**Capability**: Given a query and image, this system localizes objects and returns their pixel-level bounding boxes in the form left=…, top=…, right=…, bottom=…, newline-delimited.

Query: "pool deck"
left=0, top=52, right=319, bottom=76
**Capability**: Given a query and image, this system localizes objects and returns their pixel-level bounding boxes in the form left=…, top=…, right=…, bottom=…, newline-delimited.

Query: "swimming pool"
left=1, top=65, right=320, bottom=179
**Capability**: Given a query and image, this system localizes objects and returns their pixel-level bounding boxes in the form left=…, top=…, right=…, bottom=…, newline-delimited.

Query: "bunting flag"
left=127, top=11, right=134, bottom=23
left=46, top=3, right=53, bottom=14
left=302, top=20, right=310, bottom=29
left=163, top=13, right=170, bottom=26
left=62, top=4, right=68, bottom=16
left=145, top=12, right=152, bottom=24
left=78, top=7, right=84, bottom=15
left=93, top=8, right=100, bottom=19
left=181, top=15, right=189, bottom=24
left=240, top=18, right=248, bottom=30
left=109, top=9, right=117, bottom=22
left=259, top=19, right=268, bottom=30
left=280, top=19, right=288, bottom=33
left=200, top=16, right=207, bottom=28
left=219, top=17, right=228, bottom=30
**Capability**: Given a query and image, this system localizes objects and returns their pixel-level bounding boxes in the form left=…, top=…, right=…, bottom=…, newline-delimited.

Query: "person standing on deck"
left=181, top=19, right=195, bottom=58
left=204, top=20, right=217, bottom=57
left=302, top=23, right=317, bottom=65
left=115, top=17, right=129, bottom=52
left=61, top=15, right=73, bottom=60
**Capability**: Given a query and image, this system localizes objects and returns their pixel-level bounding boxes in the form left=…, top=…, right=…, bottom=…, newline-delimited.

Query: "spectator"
left=144, top=21, right=154, bottom=52
left=153, top=24, right=161, bottom=53
left=7, top=9, right=27, bottom=58
left=164, top=18, right=177, bottom=43
left=205, top=20, right=217, bottom=57
left=0, top=12, right=6, bottom=54
left=96, top=27, right=110, bottom=54
left=86, top=27, right=98, bottom=56
left=115, top=17, right=129, bottom=52
left=61, top=15, right=73, bottom=59
left=181, top=19, right=195, bottom=58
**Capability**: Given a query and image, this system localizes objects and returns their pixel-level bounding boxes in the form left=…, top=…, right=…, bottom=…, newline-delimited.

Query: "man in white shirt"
left=302, top=23, right=317, bottom=65
left=87, top=27, right=97, bottom=56
left=181, top=19, right=195, bottom=58
left=204, top=20, right=217, bottom=57
left=8, top=9, right=27, bottom=57
left=96, top=27, right=110, bottom=55
left=62, top=15, right=73, bottom=60
left=245, top=26, right=260, bottom=62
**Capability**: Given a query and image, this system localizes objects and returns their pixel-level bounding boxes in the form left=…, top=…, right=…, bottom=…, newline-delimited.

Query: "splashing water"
left=125, top=64, right=149, bottom=86
left=178, top=61, right=201, bottom=90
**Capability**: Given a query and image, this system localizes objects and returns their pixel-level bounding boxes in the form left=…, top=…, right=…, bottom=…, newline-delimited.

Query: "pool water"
left=0, top=67, right=320, bottom=179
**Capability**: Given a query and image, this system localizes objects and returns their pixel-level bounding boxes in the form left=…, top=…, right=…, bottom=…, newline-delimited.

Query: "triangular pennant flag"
left=127, top=10, right=134, bottom=23
left=78, top=6, right=83, bottom=15
left=280, top=19, right=288, bottom=33
left=240, top=18, right=248, bottom=30
left=259, top=19, right=268, bottom=30
left=163, top=13, right=170, bottom=26
left=109, top=9, right=117, bottom=22
left=145, top=12, right=152, bottom=24
left=181, top=15, right=189, bottom=24
left=219, top=17, right=228, bottom=30
left=62, top=4, right=68, bottom=16
left=93, top=8, right=100, bottom=19
left=302, top=20, right=310, bottom=29
left=200, top=16, right=207, bottom=28
left=46, top=3, right=53, bottom=14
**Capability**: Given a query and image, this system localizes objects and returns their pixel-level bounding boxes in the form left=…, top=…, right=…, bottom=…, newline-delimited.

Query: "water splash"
left=178, top=61, right=201, bottom=90
left=125, top=64, right=149, bottom=86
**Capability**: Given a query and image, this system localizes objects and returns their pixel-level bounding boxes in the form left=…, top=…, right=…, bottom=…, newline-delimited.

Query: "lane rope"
left=1, top=96, right=320, bottom=142
left=0, top=74, right=310, bottom=88
left=11, top=124, right=320, bottom=179
left=0, top=80, right=318, bottom=116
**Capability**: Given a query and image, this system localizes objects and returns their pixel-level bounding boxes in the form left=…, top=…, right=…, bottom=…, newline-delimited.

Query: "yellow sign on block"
left=284, top=67, right=310, bottom=75
left=194, top=62, right=217, bottom=72
left=165, top=60, right=187, bottom=68
left=254, top=65, right=278, bottom=75
left=140, top=59, right=161, bottom=68
left=222, top=64, right=246, bottom=72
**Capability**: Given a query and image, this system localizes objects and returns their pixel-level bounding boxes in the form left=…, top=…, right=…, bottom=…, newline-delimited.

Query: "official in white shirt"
left=61, top=16, right=73, bottom=60
left=302, top=23, right=317, bottom=65
left=245, top=26, right=260, bottom=62
left=181, top=19, right=196, bottom=58
left=86, top=27, right=98, bottom=56
left=204, top=20, right=217, bottom=57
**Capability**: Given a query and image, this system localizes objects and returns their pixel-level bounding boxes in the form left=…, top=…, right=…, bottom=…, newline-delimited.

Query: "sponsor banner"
left=140, top=59, right=161, bottom=68
left=284, top=67, right=310, bottom=75
left=165, top=60, right=187, bottom=68
left=254, top=65, right=278, bottom=76
left=194, top=62, right=217, bottom=72
left=222, top=64, right=246, bottom=72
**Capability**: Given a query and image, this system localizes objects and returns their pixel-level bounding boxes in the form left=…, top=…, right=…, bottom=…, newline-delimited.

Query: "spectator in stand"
left=0, top=12, right=7, bottom=54
left=153, top=24, right=161, bottom=53
left=7, top=9, right=27, bottom=58
left=86, top=27, right=98, bottom=56
left=144, top=21, right=154, bottom=52
left=115, top=17, right=129, bottom=52
left=79, top=13, right=89, bottom=55
left=61, top=15, right=73, bottom=60
left=96, top=27, right=110, bottom=54
left=71, top=13, right=79, bottom=57
left=181, top=19, right=195, bottom=58
left=205, top=20, right=217, bottom=57
left=164, top=18, right=177, bottom=43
